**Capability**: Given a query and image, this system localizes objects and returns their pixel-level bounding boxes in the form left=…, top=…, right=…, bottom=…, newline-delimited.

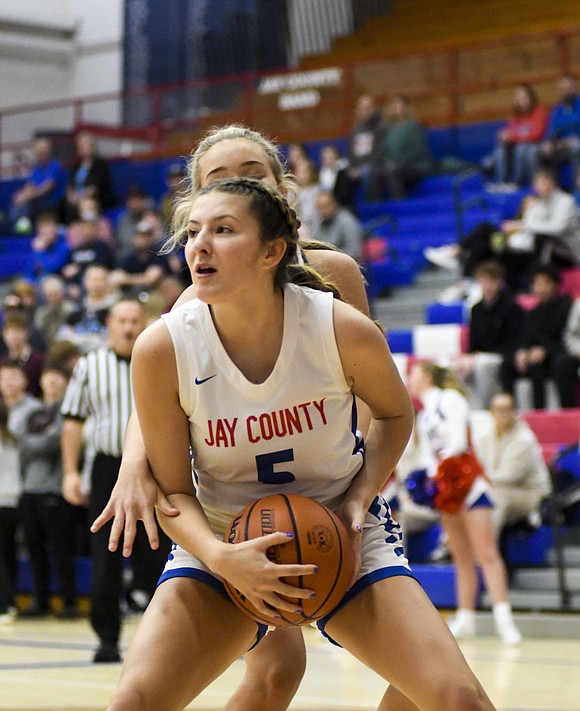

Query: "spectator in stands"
left=10, top=137, right=67, bottom=234
left=293, top=159, right=322, bottom=237
left=318, top=144, right=358, bottom=215
left=540, top=74, right=580, bottom=184
left=500, top=264, right=572, bottom=409
left=454, top=260, right=523, bottom=408
left=110, top=221, right=171, bottom=297
left=61, top=216, right=115, bottom=299
left=0, top=282, right=46, bottom=356
left=155, top=275, right=185, bottom=314
left=19, top=364, right=78, bottom=619
left=474, top=392, right=551, bottom=537
left=381, top=94, right=434, bottom=199
left=159, top=163, right=186, bottom=229
left=115, top=186, right=153, bottom=261
left=426, top=168, right=579, bottom=293
left=313, top=190, right=364, bottom=261
left=45, top=339, right=82, bottom=374
left=286, top=142, right=311, bottom=173
left=0, top=362, right=40, bottom=446
left=64, top=132, right=116, bottom=223
left=347, top=94, right=387, bottom=201
left=489, top=83, right=548, bottom=189
left=0, top=399, right=20, bottom=624
left=33, top=275, right=76, bottom=345
left=408, top=362, right=522, bottom=645
left=59, top=265, right=116, bottom=354
left=66, top=195, right=114, bottom=249
left=499, top=167, right=580, bottom=272
left=554, top=297, right=580, bottom=408
left=24, top=211, right=70, bottom=282
left=0, top=313, right=44, bottom=397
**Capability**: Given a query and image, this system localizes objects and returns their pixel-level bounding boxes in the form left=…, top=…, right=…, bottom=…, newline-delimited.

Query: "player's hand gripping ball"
left=223, top=493, right=355, bottom=626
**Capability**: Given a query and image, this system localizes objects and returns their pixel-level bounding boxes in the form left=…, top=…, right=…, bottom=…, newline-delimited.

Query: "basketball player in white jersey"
left=93, top=125, right=372, bottom=711
left=106, top=178, right=495, bottom=710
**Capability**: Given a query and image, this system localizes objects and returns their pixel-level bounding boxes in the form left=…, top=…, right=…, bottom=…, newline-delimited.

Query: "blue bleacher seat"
left=425, top=302, right=466, bottom=325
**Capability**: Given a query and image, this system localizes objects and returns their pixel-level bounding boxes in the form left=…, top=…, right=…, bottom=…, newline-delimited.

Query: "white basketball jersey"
left=161, top=284, right=363, bottom=534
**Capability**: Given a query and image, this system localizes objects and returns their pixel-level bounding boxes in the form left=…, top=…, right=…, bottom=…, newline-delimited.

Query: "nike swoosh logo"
left=195, top=374, right=217, bottom=385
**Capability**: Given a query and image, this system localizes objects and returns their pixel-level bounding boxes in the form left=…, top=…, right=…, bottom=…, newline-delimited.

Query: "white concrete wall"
left=0, top=0, right=123, bottom=148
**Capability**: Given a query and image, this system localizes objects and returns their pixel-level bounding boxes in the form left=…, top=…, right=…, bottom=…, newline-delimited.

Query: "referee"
left=61, top=299, right=169, bottom=663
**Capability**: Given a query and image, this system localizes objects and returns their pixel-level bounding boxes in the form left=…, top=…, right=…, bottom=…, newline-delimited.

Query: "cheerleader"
left=408, top=362, right=522, bottom=645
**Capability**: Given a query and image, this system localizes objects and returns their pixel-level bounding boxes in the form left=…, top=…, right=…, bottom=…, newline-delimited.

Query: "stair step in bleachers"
left=425, top=302, right=467, bottom=325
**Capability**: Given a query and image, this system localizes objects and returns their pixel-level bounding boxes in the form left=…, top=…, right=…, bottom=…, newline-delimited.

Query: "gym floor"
left=1, top=614, right=579, bottom=710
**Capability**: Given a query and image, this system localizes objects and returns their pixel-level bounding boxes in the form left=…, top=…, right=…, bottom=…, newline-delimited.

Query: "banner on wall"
left=122, top=0, right=290, bottom=127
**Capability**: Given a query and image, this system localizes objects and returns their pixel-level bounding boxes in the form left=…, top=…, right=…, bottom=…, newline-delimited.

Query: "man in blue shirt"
left=540, top=75, right=580, bottom=184
left=10, top=138, right=67, bottom=234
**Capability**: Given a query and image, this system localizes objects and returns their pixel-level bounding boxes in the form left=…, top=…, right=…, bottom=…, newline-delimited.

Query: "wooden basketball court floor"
left=1, top=615, right=580, bottom=710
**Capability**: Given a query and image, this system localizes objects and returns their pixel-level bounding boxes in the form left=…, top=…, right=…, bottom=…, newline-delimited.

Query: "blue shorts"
left=158, top=494, right=416, bottom=648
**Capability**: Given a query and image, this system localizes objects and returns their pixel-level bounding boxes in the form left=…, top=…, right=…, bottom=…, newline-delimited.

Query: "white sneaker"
left=0, top=608, right=16, bottom=625
left=438, top=282, right=466, bottom=304
left=497, top=620, right=522, bottom=645
left=424, top=245, right=460, bottom=271
left=447, top=611, right=476, bottom=639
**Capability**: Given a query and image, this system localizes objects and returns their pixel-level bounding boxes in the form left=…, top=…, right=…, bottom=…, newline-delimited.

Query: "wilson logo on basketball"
left=227, top=513, right=243, bottom=544
left=307, top=526, right=334, bottom=552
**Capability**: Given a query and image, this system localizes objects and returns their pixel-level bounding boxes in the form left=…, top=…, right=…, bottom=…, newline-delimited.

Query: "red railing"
left=1, top=25, right=579, bottom=179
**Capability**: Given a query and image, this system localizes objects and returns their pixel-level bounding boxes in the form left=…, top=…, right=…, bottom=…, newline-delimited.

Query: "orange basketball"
left=223, top=493, right=355, bottom=627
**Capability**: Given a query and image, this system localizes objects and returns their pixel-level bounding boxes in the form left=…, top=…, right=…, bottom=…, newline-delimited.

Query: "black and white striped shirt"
left=61, top=347, right=133, bottom=457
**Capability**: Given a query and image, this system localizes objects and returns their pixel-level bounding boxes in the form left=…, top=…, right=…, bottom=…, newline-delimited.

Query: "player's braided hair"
left=186, top=177, right=342, bottom=296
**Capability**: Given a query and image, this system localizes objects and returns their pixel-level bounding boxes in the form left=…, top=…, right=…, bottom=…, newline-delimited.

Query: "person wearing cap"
left=115, top=186, right=152, bottom=261
left=109, top=220, right=171, bottom=298
left=500, top=263, right=573, bottom=408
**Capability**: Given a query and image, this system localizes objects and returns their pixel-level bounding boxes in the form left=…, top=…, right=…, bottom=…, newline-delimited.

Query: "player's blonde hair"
left=417, top=362, right=467, bottom=397
left=163, top=124, right=343, bottom=260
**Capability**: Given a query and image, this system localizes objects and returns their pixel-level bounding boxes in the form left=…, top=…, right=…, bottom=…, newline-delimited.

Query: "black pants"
left=553, top=353, right=580, bottom=408
left=88, top=453, right=171, bottom=646
left=0, top=507, right=17, bottom=614
left=19, top=493, right=77, bottom=608
left=500, top=350, right=566, bottom=409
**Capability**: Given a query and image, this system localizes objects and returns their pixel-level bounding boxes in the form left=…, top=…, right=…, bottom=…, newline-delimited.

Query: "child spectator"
left=66, top=196, right=114, bottom=249
left=0, top=400, right=20, bottom=624
left=473, top=393, right=551, bottom=536
left=490, top=83, right=548, bottom=188
left=19, top=365, right=77, bottom=618
left=115, top=186, right=152, bottom=261
left=0, top=313, right=45, bottom=397
left=24, top=211, right=70, bottom=282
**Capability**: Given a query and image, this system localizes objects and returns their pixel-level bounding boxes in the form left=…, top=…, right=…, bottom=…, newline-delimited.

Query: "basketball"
left=223, top=493, right=355, bottom=627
